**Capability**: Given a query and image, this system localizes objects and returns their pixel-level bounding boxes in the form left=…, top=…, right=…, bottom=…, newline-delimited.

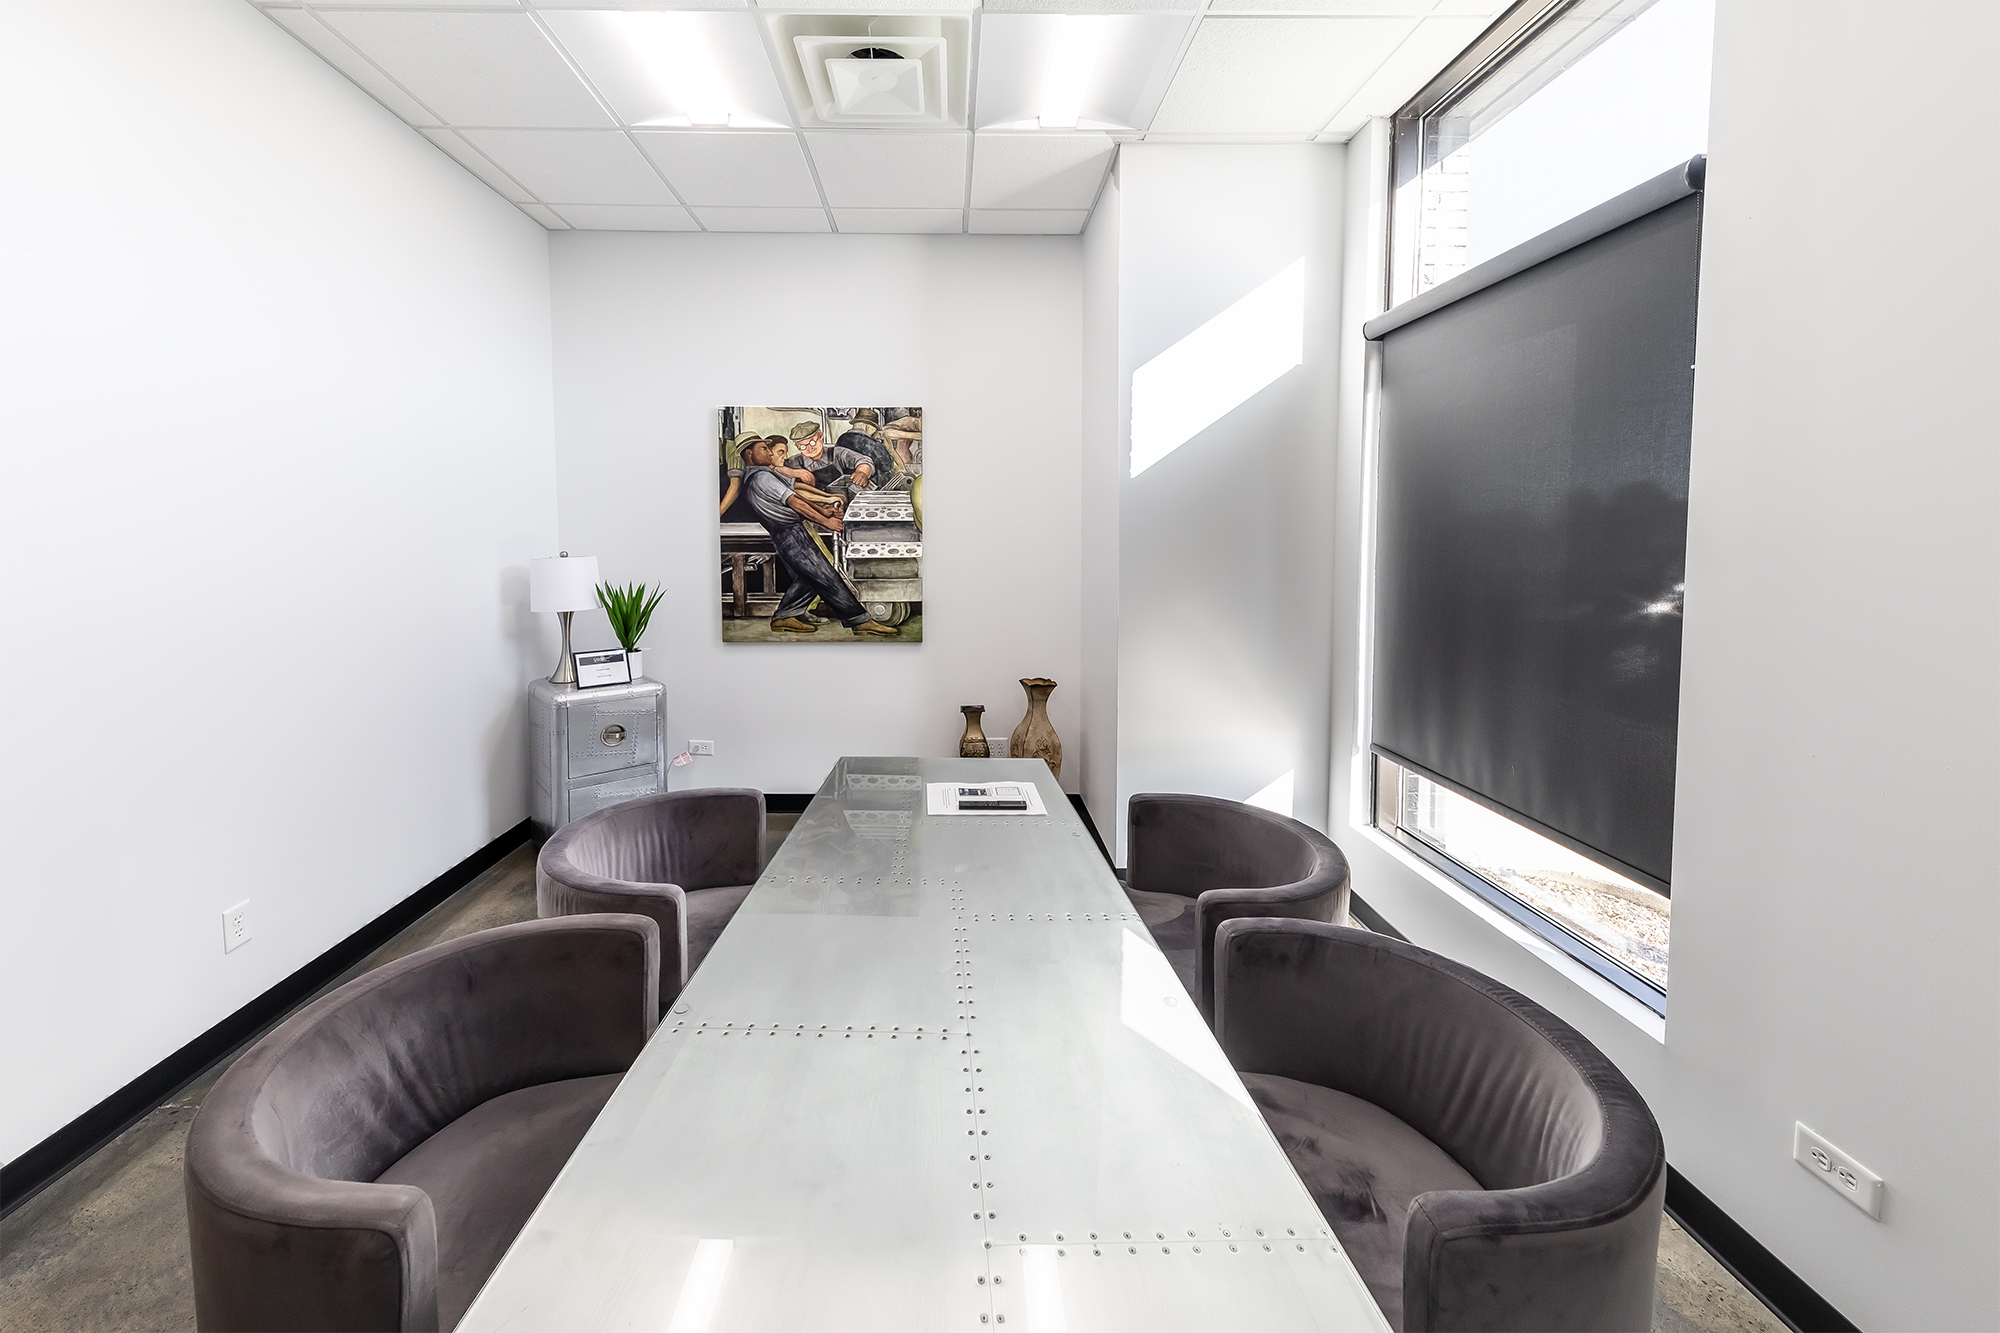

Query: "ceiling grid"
left=254, top=0, right=1512, bottom=233
left=520, top=3, right=710, bottom=227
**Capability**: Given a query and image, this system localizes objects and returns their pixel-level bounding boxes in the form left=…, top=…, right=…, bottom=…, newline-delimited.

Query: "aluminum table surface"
left=458, top=758, right=1388, bottom=1333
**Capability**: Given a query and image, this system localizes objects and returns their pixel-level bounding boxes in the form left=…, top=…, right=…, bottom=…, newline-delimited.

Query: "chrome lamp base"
left=548, top=610, right=579, bottom=685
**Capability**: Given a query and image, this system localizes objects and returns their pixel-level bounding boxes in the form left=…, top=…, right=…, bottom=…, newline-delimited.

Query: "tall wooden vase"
left=1009, top=678, right=1062, bottom=781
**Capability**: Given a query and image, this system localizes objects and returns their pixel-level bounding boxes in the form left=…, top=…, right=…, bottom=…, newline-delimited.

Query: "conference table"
left=459, top=758, right=1388, bottom=1332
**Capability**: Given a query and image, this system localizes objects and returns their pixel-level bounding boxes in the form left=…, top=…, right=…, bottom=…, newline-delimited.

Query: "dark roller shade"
left=1369, top=161, right=1703, bottom=892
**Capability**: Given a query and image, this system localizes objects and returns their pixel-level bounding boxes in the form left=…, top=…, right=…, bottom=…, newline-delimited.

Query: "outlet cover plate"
left=1793, top=1121, right=1882, bottom=1219
left=222, top=900, right=252, bottom=954
left=689, top=740, right=715, bottom=755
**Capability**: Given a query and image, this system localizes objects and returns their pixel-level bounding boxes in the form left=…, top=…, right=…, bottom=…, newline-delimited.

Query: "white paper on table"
left=925, top=781, right=1049, bottom=816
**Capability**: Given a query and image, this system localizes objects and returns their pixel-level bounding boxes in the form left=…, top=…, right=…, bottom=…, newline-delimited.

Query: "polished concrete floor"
left=0, top=814, right=1782, bottom=1333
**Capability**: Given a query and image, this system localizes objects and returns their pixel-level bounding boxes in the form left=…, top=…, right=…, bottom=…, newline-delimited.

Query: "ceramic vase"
left=959, top=705, right=990, bottom=758
left=626, top=649, right=644, bottom=681
left=1009, top=678, right=1062, bottom=781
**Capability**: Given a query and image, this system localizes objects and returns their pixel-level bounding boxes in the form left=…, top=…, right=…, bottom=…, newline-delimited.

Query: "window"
left=1366, top=0, right=1714, bottom=1014
left=1376, top=756, right=1669, bottom=1007
left=1390, top=0, right=1716, bottom=303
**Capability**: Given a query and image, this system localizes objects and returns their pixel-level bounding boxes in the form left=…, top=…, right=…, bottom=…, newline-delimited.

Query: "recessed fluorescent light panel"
left=974, top=13, right=1192, bottom=132
left=537, top=10, right=789, bottom=130
left=1039, top=16, right=1109, bottom=129
left=624, top=12, right=733, bottom=126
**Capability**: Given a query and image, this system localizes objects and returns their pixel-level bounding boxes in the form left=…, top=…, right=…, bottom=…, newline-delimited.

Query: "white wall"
left=1327, top=5, right=2000, bottom=1327
left=546, top=232, right=1083, bottom=796
left=1079, top=170, right=1122, bottom=838
left=1663, top=2, right=1998, bottom=1326
left=0, top=2, right=558, bottom=1164
left=1109, top=144, right=1345, bottom=862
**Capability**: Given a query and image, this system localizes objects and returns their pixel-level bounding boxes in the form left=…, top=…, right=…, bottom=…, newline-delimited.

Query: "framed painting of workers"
left=717, top=407, right=924, bottom=643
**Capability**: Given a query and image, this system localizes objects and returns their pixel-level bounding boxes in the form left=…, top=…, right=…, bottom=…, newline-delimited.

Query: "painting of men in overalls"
left=718, top=407, right=924, bottom=644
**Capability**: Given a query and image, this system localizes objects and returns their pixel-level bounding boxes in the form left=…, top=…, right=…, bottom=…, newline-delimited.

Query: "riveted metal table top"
left=457, top=758, right=1388, bottom=1333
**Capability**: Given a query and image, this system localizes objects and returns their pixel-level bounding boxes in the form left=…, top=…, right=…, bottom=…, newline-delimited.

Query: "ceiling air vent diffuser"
left=768, top=15, right=970, bottom=129
left=797, top=35, right=946, bottom=124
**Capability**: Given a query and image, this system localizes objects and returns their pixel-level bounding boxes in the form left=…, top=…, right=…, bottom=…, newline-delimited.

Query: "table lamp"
left=529, top=552, right=601, bottom=685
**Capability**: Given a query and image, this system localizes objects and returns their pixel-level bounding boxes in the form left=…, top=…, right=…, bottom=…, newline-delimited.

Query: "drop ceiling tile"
left=970, top=133, right=1114, bottom=209
left=984, top=0, right=1198, bottom=11
left=1147, top=16, right=1409, bottom=135
left=1319, top=15, right=1490, bottom=136
left=460, top=130, right=676, bottom=205
left=537, top=0, right=745, bottom=6
left=803, top=133, right=969, bottom=209
left=833, top=209, right=965, bottom=233
left=420, top=128, right=535, bottom=203
left=265, top=8, right=439, bottom=125
left=1205, top=0, right=1428, bottom=12
left=314, top=0, right=520, bottom=6
left=633, top=132, right=820, bottom=207
left=970, top=209, right=1089, bottom=234
left=552, top=204, right=701, bottom=231
left=518, top=203, right=571, bottom=229
left=314, top=11, right=613, bottom=128
left=691, top=207, right=833, bottom=232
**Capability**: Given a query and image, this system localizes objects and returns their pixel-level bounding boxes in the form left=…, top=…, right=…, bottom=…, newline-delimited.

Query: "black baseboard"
left=0, top=820, right=534, bottom=1220
left=1666, top=1166, right=1857, bottom=1333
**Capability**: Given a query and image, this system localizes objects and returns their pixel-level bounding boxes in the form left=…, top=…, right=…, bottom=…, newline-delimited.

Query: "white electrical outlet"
left=222, top=900, right=253, bottom=954
left=689, top=740, right=715, bottom=756
left=1794, top=1122, right=1883, bottom=1219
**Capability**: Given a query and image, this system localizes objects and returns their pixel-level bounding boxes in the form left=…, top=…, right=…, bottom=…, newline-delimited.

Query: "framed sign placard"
left=573, top=648, right=632, bottom=689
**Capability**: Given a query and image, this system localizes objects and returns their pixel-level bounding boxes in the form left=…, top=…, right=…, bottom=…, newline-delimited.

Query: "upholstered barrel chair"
left=184, top=915, right=659, bottom=1332
left=537, top=788, right=765, bottom=1008
left=1214, top=919, right=1665, bottom=1332
left=1123, top=794, right=1350, bottom=1020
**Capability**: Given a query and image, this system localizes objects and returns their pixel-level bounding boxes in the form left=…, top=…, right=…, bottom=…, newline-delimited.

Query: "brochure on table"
left=925, top=781, right=1049, bottom=817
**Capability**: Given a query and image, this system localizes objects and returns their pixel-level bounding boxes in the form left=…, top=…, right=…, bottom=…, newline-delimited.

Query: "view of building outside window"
left=1400, top=771, right=1670, bottom=993
left=1406, top=0, right=1715, bottom=295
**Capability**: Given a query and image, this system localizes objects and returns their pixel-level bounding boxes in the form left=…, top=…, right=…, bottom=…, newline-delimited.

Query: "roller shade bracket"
left=1365, top=154, right=1705, bottom=342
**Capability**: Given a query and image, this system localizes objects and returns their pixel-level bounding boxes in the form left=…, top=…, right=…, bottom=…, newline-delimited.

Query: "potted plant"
left=597, top=581, right=665, bottom=680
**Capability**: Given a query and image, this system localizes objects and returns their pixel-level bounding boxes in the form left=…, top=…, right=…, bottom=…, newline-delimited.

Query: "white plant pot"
left=626, top=649, right=644, bottom=681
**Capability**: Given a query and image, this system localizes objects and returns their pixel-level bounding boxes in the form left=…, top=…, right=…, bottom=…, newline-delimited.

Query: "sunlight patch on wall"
left=1129, top=259, right=1305, bottom=477
left=1245, top=769, right=1295, bottom=818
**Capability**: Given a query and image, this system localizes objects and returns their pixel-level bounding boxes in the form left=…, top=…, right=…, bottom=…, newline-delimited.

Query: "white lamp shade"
left=529, top=555, right=601, bottom=612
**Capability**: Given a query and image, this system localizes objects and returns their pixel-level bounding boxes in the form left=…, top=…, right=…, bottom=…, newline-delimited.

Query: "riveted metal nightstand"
left=527, top=676, right=667, bottom=837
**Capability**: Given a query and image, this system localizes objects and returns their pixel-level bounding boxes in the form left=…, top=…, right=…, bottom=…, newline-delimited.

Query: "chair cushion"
left=1241, top=1072, right=1480, bottom=1331
left=687, top=883, right=753, bottom=975
left=376, top=1072, right=622, bottom=1330
left=1125, top=888, right=1198, bottom=1000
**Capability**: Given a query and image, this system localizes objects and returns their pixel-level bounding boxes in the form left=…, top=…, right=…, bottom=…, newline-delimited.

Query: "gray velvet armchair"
left=536, top=787, right=765, bottom=1008
left=1214, top=919, right=1665, bottom=1333
left=184, top=915, right=659, bottom=1332
left=1123, top=793, right=1350, bottom=1021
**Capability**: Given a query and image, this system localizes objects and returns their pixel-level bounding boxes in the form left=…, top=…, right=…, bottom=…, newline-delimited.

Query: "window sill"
left=1356, top=823, right=1667, bottom=1045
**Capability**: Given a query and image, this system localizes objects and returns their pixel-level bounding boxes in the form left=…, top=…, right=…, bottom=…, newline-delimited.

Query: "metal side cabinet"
left=528, top=676, right=667, bottom=837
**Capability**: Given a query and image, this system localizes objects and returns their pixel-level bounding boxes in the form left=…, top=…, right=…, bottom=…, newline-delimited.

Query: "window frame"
left=1385, top=0, right=1669, bottom=308
left=1372, top=753, right=1668, bottom=1014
